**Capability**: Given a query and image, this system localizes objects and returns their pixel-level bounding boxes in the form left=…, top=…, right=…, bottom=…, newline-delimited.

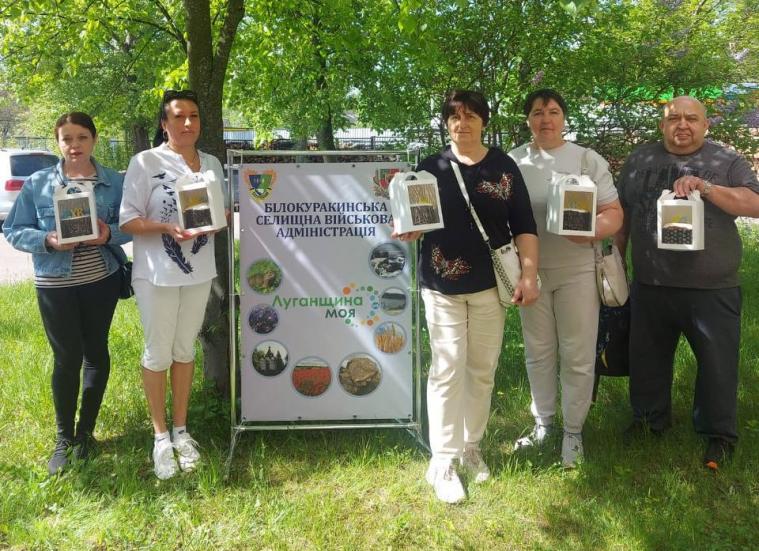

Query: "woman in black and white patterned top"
left=120, top=90, right=225, bottom=480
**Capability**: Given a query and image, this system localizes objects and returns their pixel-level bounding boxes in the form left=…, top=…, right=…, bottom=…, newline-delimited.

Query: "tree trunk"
left=183, top=0, right=244, bottom=395
left=316, top=115, right=336, bottom=151
left=437, top=120, right=447, bottom=148
left=128, top=122, right=150, bottom=155
left=316, top=110, right=336, bottom=162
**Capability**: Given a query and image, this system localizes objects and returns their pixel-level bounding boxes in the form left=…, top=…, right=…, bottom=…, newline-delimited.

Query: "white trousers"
left=518, top=264, right=599, bottom=433
left=422, top=287, right=506, bottom=460
left=133, top=278, right=213, bottom=372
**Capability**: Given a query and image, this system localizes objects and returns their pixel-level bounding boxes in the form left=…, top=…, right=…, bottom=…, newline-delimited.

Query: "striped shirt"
left=35, top=245, right=113, bottom=288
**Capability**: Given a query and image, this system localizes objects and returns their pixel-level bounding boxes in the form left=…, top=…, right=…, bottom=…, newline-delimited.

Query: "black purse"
left=117, top=259, right=134, bottom=300
left=592, top=300, right=630, bottom=401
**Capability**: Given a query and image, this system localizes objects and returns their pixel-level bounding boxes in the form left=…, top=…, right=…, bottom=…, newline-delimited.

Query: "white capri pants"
left=518, top=264, right=599, bottom=433
left=422, top=287, right=506, bottom=460
left=133, top=278, right=213, bottom=372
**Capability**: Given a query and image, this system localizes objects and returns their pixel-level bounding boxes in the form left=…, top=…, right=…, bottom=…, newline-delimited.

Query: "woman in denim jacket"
left=3, top=112, right=131, bottom=475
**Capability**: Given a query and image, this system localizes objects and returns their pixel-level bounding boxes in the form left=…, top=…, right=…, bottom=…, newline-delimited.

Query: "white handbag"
left=450, top=161, right=524, bottom=308
left=593, top=240, right=629, bottom=307
left=579, top=148, right=629, bottom=307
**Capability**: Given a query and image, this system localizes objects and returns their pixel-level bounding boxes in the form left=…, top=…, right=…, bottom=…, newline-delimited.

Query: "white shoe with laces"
left=153, top=438, right=178, bottom=480
left=514, top=423, right=553, bottom=450
left=173, top=432, right=201, bottom=472
left=462, top=446, right=490, bottom=483
left=561, top=431, right=584, bottom=468
left=425, top=458, right=466, bottom=504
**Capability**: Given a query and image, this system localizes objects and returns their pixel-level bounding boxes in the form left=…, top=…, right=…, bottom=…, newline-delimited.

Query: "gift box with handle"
left=175, top=170, right=227, bottom=232
left=388, top=170, right=444, bottom=234
left=546, top=174, right=597, bottom=236
left=657, top=189, right=704, bottom=250
left=54, top=179, right=99, bottom=244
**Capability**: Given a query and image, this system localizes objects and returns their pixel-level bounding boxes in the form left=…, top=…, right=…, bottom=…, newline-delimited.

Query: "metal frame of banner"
left=224, top=149, right=427, bottom=477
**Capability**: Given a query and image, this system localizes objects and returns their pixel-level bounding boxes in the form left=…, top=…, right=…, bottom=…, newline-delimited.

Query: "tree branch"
left=150, top=0, right=188, bottom=53
left=212, top=0, right=245, bottom=90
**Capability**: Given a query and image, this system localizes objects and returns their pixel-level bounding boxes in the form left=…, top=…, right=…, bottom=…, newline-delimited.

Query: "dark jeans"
left=629, top=281, right=740, bottom=442
left=36, top=270, right=120, bottom=440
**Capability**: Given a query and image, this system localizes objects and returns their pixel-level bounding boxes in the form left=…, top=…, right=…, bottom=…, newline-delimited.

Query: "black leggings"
left=36, top=270, right=120, bottom=440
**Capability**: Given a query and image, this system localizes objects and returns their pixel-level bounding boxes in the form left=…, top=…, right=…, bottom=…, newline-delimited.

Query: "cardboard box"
left=175, top=171, right=227, bottom=232
left=388, top=170, right=444, bottom=234
left=546, top=174, right=597, bottom=236
left=54, top=179, right=99, bottom=244
left=657, top=190, right=704, bottom=250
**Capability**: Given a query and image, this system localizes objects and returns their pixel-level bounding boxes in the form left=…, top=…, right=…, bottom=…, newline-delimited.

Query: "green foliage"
left=556, top=0, right=758, bottom=165
left=227, top=0, right=361, bottom=145
left=1, top=0, right=756, bottom=162
left=0, top=1, right=187, bottom=143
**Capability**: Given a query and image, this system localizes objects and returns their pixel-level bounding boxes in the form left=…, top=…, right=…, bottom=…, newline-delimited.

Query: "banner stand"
left=224, top=149, right=427, bottom=478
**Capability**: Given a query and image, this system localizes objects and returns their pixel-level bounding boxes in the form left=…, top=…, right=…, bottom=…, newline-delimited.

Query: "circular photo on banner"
left=248, top=304, right=279, bottom=334
left=380, top=287, right=407, bottom=316
left=247, top=258, right=282, bottom=294
left=252, top=340, right=288, bottom=376
left=373, top=321, right=406, bottom=354
left=292, top=357, right=331, bottom=397
left=338, top=353, right=382, bottom=396
left=369, top=242, right=405, bottom=278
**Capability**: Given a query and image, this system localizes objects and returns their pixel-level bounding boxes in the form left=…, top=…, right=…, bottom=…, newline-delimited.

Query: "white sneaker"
left=425, top=459, right=466, bottom=504
left=462, top=446, right=490, bottom=483
left=153, top=438, right=178, bottom=480
left=561, top=431, right=584, bottom=468
left=173, top=432, right=201, bottom=472
left=514, top=423, right=553, bottom=450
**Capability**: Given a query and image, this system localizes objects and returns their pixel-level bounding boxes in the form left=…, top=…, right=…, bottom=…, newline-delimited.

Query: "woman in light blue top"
left=3, top=112, right=131, bottom=475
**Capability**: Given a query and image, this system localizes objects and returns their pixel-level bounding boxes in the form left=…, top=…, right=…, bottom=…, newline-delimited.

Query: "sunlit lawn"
left=1, top=227, right=759, bottom=549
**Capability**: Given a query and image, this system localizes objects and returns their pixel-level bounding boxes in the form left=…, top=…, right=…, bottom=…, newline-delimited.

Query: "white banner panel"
left=239, top=162, right=413, bottom=422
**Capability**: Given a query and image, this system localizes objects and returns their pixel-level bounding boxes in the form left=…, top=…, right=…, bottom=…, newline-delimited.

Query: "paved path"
left=0, top=214, right=240, bottom=284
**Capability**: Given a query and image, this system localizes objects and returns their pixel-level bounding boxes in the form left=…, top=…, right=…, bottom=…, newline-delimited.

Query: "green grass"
left=2, top=228, right=759, bottom=550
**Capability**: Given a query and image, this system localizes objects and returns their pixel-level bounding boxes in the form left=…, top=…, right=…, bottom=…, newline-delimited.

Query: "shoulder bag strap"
left=580, top=147, right=590, bottom=177
left=580, top=147, right=604, bottom=260
left=450, top=160, right=493, bottom=249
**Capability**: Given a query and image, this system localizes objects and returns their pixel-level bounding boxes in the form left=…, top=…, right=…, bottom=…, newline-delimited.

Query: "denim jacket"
left=3, top=158, right=132, bottom=277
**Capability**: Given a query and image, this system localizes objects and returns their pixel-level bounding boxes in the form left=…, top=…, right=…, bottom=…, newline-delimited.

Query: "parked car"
left=0, top=149, right=59, bottom=222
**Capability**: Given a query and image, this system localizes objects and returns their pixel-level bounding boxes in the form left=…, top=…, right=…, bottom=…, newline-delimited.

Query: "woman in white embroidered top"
left=119, top=90, right=225, bottom=480
left=508, top=88, right=623, bottom=467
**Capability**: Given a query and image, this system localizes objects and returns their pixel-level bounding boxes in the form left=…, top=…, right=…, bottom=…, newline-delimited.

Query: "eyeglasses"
left=162, top=89, right=198, bottom=103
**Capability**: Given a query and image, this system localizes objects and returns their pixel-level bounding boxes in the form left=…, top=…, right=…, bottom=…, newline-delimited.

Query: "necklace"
left=167, top=144, right=200, bottom=171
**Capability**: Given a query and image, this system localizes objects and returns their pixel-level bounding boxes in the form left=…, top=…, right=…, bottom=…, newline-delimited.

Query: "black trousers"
left=629, top=281, right=740, bottom=442
left=36, top=271, right=120, bottom=440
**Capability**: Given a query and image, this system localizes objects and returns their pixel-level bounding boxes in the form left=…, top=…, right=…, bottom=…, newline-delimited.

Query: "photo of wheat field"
left=373, top=321, right=405, bottom=354
left=407, top=182, right=440, bottom=225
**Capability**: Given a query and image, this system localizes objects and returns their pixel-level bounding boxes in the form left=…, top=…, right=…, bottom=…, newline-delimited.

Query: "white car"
left=0, top=149, right=59, bottom=222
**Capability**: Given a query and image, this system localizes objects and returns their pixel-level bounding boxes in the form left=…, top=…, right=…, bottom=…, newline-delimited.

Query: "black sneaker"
left=48, top=438, right=74, bottom=475
left=704, top=438, right=734, bottom=471
left=73, top=433, right=97, bottom=462
left=622, top=420, right=664, bottom=444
